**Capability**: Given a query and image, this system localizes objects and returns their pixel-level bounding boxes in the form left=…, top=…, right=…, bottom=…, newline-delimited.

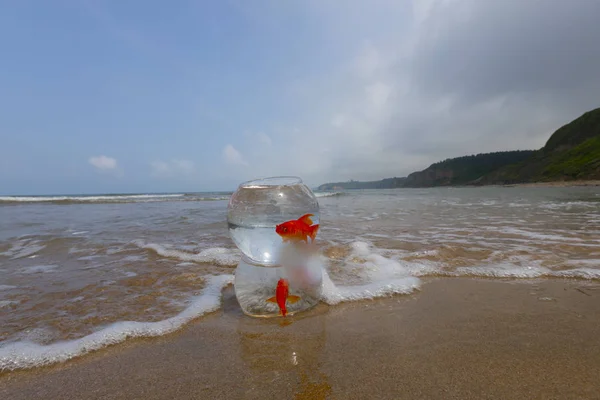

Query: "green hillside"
left=481, top=107, right=600, bottom=184
left=402, top=150, right=535, bottom=187
left=544, top=108, right=600, bottom=152
left=316, top=106, right=600, bottom=189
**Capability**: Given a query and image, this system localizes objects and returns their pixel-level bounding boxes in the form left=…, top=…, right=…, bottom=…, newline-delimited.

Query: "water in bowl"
left=234, top=248, right=323, bottom=318
left=227, top=176, right=320, bottom=266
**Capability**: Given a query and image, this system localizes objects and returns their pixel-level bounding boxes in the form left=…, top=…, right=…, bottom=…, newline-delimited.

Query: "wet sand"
left=1, top=278, right=600, bottom=400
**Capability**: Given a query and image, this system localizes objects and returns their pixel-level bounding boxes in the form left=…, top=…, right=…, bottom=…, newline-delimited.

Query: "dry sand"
left=1, top=277, right=600, bottom=399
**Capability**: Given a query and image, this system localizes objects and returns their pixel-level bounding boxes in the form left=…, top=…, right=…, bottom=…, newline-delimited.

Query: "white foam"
left=552, top=268, right=600, bottom=280
left=0, top=285, right=17, bottom=291
left=450, top=265, right=600, bottom=280
left=0, top=274, right=233, bottom=372
left=495, top=227, right=583, bottom=242
left=0, top=241, right=46, bottom=260
left=121, top=255, right=146, bottom=262
left=319, top=241, right=422, bottom=304
left=0, top=194, right=185, bottom=203
left=453, top=264, right=551, bottom=278
left=77, top=255, right=101, bottom=261
left=315, top=192, right=343, bottom=198
left=320, top=269, right=420, bottom=305
left=19, top=265, right=58, bottom=274
left=541, top=201, right=597, bottom=210
left=176, top=262, right=197, bottom=267
left=335, top=240, right=600, bottom=282
left=349, top=241, right=372, bottom=257
left=565, top=259, right=600, bottom=268
left=133, top=240, right=240, bottom=266
left=0, top=300, right=18, bottom=308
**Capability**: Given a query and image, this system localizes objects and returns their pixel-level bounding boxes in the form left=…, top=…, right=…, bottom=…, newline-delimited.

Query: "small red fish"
left=275, top=213, right=319, bottom=243
left=266, top=278, right=301, bottom=317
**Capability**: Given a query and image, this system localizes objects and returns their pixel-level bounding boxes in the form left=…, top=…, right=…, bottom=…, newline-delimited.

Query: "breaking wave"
left=0, top=193, right=230, bottom=205
left=0, top=275, right=234, bottom=372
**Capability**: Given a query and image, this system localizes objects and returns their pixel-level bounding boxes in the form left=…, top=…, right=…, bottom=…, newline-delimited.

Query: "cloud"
left=89, top=155, right=117, bottom=170
left=222, top=145, right=248, bottom=166
left=88, top=155, right=120, bottom=175
left=77, top=1, right=600, bottom=190
left=256, top=132, right=272, bottom=147
left=231, top=0, right=600, bottom=187
left=151, top=159, right=195, bottom=178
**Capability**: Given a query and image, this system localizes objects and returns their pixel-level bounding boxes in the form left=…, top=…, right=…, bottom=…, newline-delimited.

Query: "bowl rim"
left=237, top=176, right=303, bottom=188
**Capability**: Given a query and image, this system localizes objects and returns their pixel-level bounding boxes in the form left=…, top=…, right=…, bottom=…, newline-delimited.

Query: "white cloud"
left=257, top=132, right=272, bottom=147
left=89, top=155, right=117, bottom=170
left=354, top=42, right=386, bottom=79
left=151, top=159, right=195, bottom=178
left=230, top=0, right=600, bottom=188
left=88, top=155, right=122, bottom=177
left=124, top=0, right=600, bottom=190
left=222, top=145, right=248, bottom=166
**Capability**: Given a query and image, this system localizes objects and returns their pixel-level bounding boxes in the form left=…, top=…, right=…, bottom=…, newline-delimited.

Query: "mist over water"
left=0, top=187, right=599, bottom=371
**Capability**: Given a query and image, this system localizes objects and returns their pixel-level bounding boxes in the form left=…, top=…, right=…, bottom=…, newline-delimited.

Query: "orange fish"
left=275, top=213, right=319, bottom=243
left=266, top=278, right=301, bottom=317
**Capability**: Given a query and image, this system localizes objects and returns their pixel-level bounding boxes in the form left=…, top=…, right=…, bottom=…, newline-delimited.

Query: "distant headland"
left=318, top=107, right=600, bottom=190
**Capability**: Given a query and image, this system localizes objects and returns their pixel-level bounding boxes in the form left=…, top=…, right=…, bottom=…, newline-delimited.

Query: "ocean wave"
left=2, top=238, right=598, bottom=372
left=0, top=239, right=46, bottom=260
left=325, top=241, right=600, bottom=282
left=0, top=245, right=425, bottom=372
left=0, top=194, right=230, bottom=205
left=132, top=240, right=241, bottom=267
left=0, top=274, right=234, bottom=372
left=320, top=269, right=420, bottom=305
left=443, top=265, right=600, bottom=280
left=315, top=192, right=345, bottom=198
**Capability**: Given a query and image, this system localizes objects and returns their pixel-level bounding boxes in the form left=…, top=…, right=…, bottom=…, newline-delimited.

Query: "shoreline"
left=321, top=179, right=600, bottom=191
left=1, top=277, right=599, bottom=399
left=500, top=179, right=600, bottom=188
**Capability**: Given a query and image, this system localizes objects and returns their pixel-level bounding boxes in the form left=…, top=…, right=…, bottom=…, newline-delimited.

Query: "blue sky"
left=1, top=0, right=599, bottom=195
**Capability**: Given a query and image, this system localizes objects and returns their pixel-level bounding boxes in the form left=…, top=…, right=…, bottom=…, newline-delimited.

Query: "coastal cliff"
left=317, top=106, right=600, bottom=189
left=479, top=107, right=600, bottom=184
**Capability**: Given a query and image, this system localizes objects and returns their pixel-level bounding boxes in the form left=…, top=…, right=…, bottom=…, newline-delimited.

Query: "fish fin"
left=266, top=296, right=277, bottom=303
left=309, top=224, right=319, bottom=242
left=287, top=295, right=301, bottom=304
left=297, top=213, right=314, bottom=225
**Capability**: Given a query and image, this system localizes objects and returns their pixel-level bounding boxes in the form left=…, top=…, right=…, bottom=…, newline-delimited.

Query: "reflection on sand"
left=235, top=294, right=331, bottom=399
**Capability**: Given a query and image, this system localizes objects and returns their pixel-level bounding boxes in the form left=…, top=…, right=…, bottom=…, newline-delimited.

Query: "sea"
left=1, top=186, right=599, bottom=372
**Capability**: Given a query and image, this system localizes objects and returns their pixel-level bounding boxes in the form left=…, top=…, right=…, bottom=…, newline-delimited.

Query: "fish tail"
left=287, top=295, right=301, bottom=304
left=309, top=224, right=319, bottom=242
left=297, top=213, right=314, bottom=225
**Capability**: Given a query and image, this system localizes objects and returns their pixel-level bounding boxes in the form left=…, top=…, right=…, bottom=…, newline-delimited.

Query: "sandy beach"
left=1, top=277, right=599, bottom=400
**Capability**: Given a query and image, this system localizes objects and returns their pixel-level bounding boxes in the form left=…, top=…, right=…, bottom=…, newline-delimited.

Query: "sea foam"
left=321, top=269, right=420, bottom=305
left=320, top=241, right=422, bottom=304
left=0, top=194, right=184, bottom=203
left=0, top=274, right=234, bottom=372
left=132, top=240, right=240, bottom=267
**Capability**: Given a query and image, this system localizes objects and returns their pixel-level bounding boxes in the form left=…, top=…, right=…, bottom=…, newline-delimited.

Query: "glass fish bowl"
left=227, top=176, right=323, bottom=317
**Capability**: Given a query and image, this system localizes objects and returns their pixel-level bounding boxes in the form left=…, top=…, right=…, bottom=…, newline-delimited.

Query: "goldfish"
left=275, top=213, right=319, bottom=243
left=266, top=278, right=301, bottom=317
